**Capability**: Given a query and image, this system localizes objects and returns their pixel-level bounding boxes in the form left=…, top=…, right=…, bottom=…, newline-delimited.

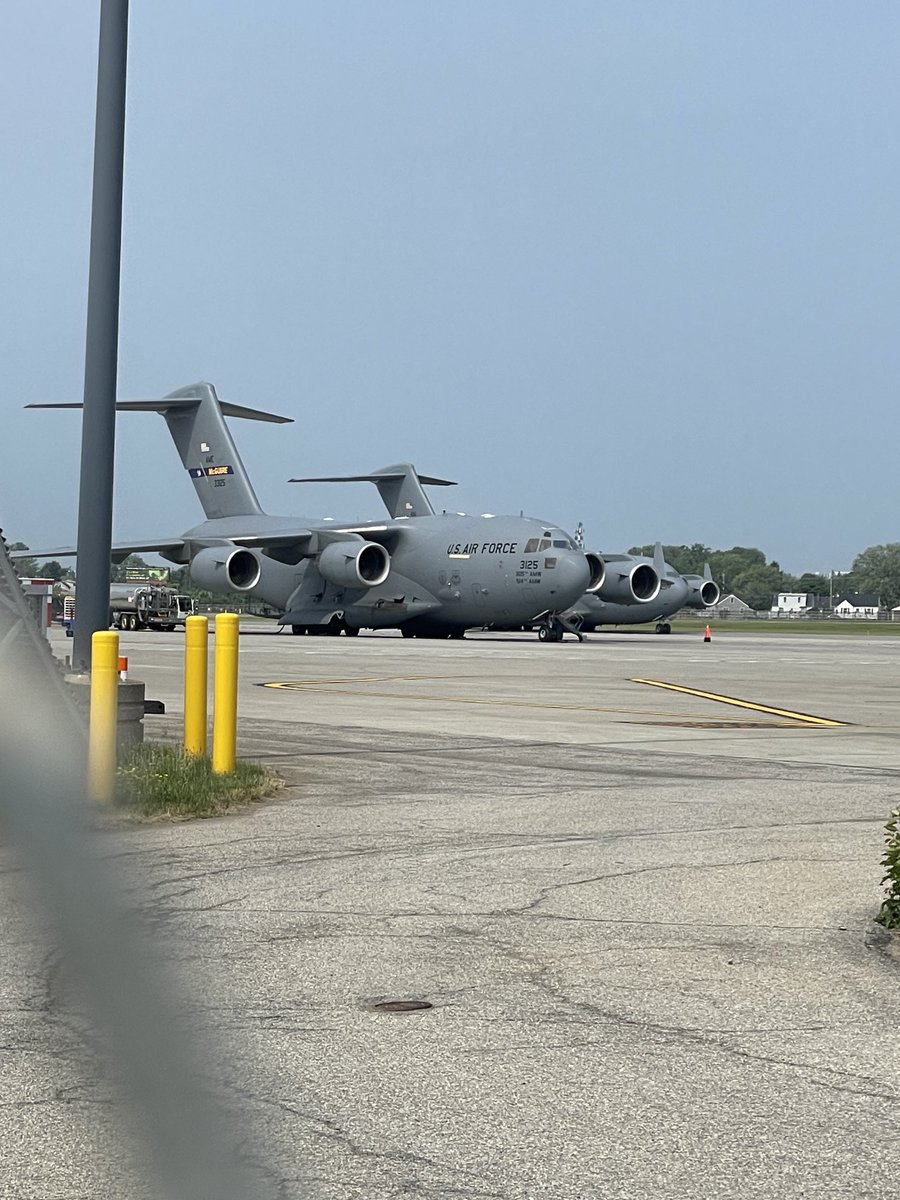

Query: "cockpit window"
left=552, top=540, right=568, bottom=549
left=524, top=538, right=539, bottom=553
left=539, top=539, right=551, bottom=551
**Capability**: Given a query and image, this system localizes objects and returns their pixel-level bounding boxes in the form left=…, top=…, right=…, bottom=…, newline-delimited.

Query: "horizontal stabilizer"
left=291, top=470, right=456, bottom=487
left=26, top=398, right=291, bottom=423
left=290, top=462, right=456, bottom=519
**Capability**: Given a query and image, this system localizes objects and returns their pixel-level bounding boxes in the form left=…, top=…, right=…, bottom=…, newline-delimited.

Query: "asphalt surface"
left=2, top=623, right=900, bottom=1198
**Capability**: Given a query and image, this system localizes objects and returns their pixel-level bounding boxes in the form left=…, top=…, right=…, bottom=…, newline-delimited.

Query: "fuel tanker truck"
left=60, top=582, right=196, bottom=634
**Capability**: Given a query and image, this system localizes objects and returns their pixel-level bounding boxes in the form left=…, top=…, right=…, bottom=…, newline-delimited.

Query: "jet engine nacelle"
left=317, top=539, right=390, bottom=589
left=584, top=552, right=605, bottom=594
left=682, top=575, right=720, bottom=608
left=189, top=545, right=262, bottom=592
left=594, top=556, right=661, bottom=605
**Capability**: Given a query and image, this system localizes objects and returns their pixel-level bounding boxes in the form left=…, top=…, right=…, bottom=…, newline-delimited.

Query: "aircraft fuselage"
left=178, top=512, right=590, bottom=634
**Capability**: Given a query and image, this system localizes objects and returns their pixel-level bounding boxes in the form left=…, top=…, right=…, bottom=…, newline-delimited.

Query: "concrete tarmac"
left=2, top=624, right=900, bottom=1198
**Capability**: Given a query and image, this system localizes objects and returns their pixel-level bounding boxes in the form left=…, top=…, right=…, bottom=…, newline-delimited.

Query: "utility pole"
left=72, top=0, right=129, bottom=672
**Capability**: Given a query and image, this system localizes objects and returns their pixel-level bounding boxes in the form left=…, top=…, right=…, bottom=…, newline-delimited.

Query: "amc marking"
left=189, top=465, right=235, bottom=478
left=631, top=678, right=847, bottom=728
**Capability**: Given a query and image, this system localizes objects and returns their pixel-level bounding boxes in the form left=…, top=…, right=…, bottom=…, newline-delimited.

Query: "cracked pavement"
left=2, top=626, right=900, bottom=1198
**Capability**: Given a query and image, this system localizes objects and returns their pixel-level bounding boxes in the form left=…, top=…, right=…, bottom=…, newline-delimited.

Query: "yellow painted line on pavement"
left=631, top=678, right=847, bottom=727
left=260, top=678, right=846, bottom=728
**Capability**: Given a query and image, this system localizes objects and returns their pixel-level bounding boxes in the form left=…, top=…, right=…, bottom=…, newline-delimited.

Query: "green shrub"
left=116, top=744, right=279, bottom=819
left=876, top=808, right=900, bottom=928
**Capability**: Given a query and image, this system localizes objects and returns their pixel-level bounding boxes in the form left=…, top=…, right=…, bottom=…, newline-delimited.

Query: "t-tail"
left=290, top=463, right=457, bottom=518
left=28, top=381, right=292, bottom=521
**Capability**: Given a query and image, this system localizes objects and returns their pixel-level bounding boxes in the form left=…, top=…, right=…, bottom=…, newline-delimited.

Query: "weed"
left=876, top=808, right=900, bottom=928
left=116, top=743, right=279, bottom=819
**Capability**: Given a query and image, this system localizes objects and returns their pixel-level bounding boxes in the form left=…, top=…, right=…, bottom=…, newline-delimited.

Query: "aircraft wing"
left=13, top=523, right=403, bottom=569
left=10, top=538, right=188, bottom=564
left=229, top=525, right=393, bottom=547
left=212, top=524, right=400, bottom=567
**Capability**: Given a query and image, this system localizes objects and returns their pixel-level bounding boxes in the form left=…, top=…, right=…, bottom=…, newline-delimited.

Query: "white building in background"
left=833, top=593, right=881, bottom=619
left=771, top=592, right=817, bottom=614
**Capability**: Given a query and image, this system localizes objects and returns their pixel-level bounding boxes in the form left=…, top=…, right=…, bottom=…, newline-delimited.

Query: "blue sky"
left=2, top=2, right=899, bottom=574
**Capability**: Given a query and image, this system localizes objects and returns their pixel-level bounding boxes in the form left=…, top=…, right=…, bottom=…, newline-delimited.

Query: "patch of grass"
left=116, top=743, right=280, bottom=819
left=876, top=808, right=900, bottom=929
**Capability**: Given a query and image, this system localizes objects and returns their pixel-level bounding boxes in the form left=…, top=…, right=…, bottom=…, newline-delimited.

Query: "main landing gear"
left=537, top=615, right=584, bottom=643
left=655, top=622, right=672, bottom=634
left=292, top=616, right=359, bottom=637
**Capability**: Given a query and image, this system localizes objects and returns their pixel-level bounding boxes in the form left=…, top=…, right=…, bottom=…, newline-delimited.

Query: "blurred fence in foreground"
left=0, top=529, right=272, bottom=1200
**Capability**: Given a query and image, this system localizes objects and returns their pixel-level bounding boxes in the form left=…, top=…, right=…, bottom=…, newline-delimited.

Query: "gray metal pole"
left=73, top=0, right=129, bottom=672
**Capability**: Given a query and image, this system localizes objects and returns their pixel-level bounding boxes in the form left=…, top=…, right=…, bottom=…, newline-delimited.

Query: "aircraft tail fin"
left=28, top=382, right=292, bottom=521
left=290, top=463, right=456, bottom=518
left=652, top=542, right=666, bottom=573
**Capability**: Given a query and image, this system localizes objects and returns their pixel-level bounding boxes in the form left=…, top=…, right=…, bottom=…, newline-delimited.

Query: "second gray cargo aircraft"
left=26, top=382, right=600, bottom=639
left=565, top=545, right=719, bottom=633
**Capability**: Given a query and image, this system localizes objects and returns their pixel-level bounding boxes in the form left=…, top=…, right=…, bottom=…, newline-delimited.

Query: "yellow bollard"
left=184, top=615, right=209, bottom=757
left=88, top=630, right=120, bottom=803
left=212, top=612, right=239, bottom=775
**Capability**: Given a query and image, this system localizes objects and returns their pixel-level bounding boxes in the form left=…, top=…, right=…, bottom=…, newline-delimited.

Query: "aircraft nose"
left=553, top=550, right=592, bottom=604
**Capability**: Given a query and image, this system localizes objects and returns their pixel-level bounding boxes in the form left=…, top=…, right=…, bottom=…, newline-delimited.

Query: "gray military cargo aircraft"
left=565, top=545, right=720, bottom=634
left=23, top=383, right=600, bottom=639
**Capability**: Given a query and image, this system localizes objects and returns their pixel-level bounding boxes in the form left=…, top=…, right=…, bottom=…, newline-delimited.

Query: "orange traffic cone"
left=703, top=625, right=711, bottom=642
